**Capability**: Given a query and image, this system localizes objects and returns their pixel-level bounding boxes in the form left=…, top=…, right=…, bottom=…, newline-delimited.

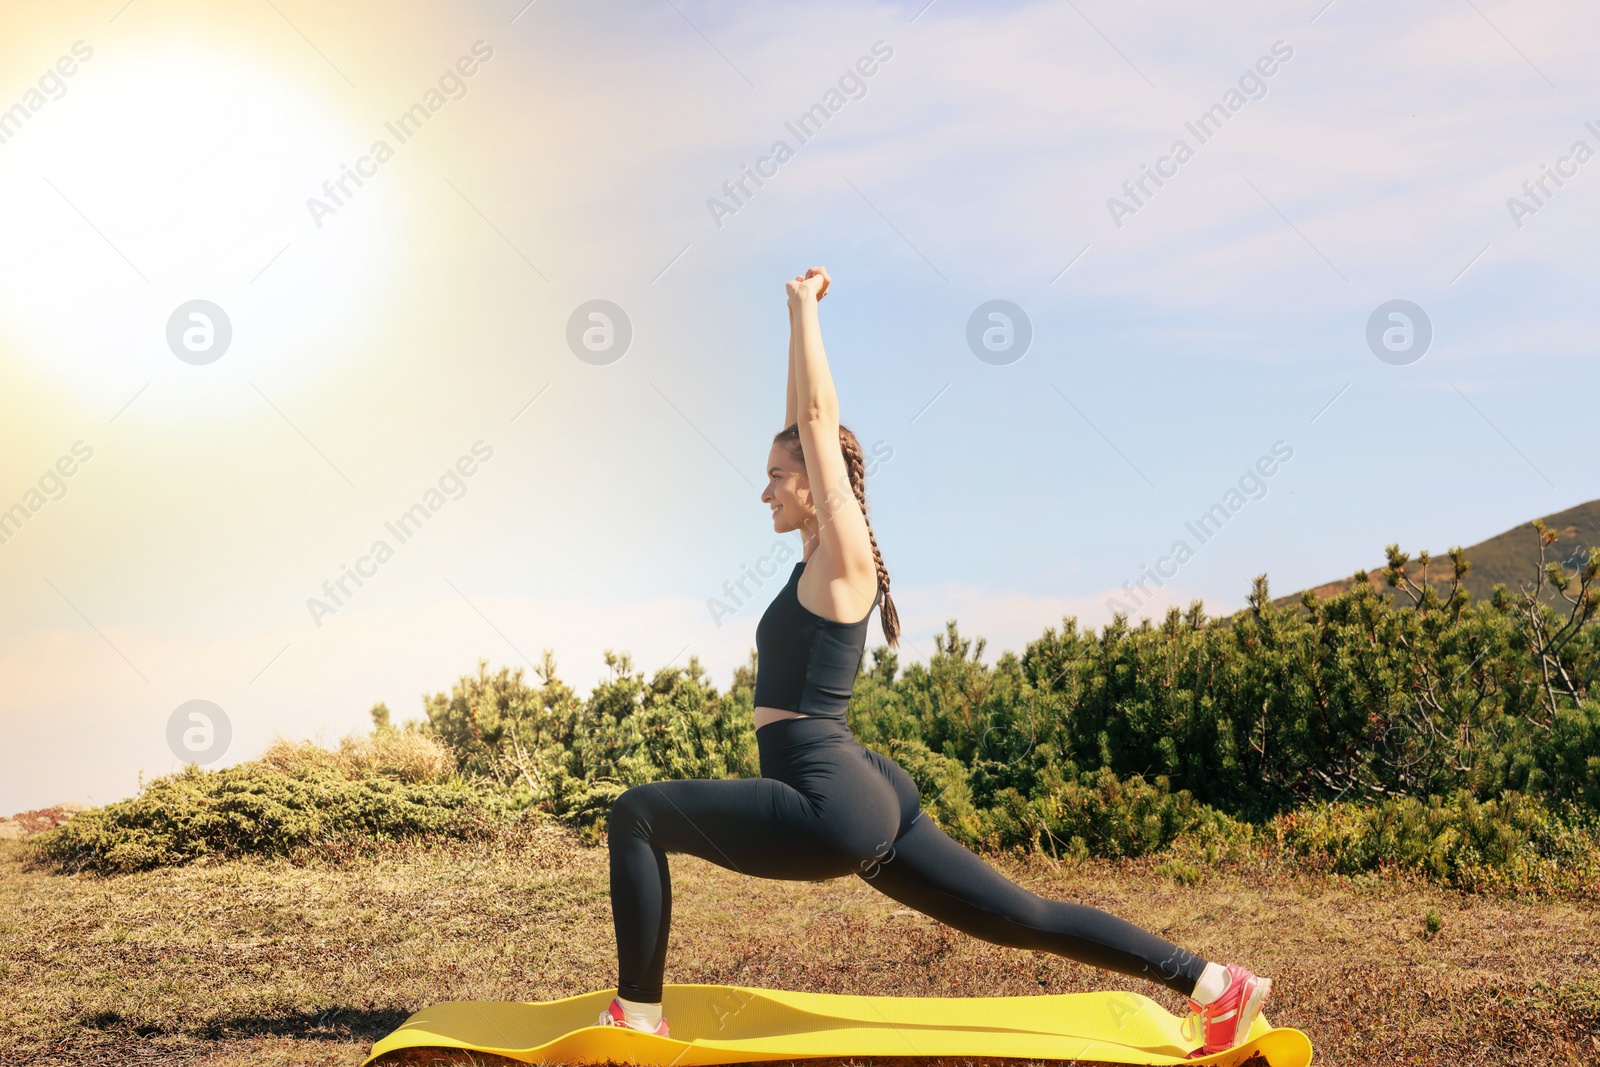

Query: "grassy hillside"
left=1275, top=498, right=1600, bottom=610
left=4, top=822, right=1598, bottom=1066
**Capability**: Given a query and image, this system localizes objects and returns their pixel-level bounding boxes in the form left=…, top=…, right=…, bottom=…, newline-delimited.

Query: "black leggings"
left=607, top=714, right=1208, bottom=1003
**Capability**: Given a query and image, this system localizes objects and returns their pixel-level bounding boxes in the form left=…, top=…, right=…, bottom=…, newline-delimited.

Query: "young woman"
left=599, top=266, right=1273, bottom=1057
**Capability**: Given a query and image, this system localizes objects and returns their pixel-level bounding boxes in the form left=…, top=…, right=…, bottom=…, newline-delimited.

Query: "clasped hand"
left=786, top=265, right=830, bottom=305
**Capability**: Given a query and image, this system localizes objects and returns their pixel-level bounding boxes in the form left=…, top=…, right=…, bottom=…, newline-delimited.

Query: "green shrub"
left=1273, top=788, right=1600, bottom=894
left=950, top=764, right=1255, bottom=861
left=1155, top=856, right=1205, bottom=886
left=417, top=652, right=757, bottom=830
left=32, top=752, right=511, bottom=874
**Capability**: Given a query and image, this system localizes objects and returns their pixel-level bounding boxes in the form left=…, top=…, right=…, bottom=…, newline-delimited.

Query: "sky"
left=1, top=0, right=1596, bottom=813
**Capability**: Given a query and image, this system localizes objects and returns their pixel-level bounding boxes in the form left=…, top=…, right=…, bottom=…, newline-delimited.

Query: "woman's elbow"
left=798, top=399, right=839, bottom=426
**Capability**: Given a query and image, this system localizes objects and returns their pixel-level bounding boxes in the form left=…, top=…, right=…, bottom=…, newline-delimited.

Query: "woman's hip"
left=755, top=715, right=922, bottom=846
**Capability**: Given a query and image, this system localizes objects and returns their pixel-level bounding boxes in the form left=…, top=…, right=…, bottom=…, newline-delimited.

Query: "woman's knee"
left=607, top=783, right=656, bottom=839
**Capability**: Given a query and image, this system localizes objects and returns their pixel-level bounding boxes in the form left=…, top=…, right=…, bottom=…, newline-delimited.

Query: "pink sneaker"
left=597, top=997, right=670, bottom=1037
left=1181, top=963, right=1271, bottom=1057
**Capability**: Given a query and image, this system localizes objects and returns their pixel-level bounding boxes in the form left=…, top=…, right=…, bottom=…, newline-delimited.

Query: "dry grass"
left=256, top=731, right=457, bottom=785
left=1, top=819, right=1596, bottom=1067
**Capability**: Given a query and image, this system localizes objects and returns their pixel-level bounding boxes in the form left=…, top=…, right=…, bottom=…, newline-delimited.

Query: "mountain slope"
left=1275, top=498, right=1600, bottom=609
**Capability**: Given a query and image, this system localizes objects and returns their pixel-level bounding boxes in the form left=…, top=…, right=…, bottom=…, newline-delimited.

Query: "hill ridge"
left=1275, top=498, right=1600, bottom=608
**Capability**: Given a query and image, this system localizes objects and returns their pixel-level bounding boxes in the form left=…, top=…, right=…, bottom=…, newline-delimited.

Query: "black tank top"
left=753, top=558, right=878, bottom=722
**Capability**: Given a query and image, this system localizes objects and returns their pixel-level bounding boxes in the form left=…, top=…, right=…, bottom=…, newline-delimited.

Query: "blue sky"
left=1, top=0, right=1596, bottom=812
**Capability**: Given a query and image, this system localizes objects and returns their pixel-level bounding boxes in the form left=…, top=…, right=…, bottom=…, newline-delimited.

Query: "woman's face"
left=761, top=443, right=810, bottom=533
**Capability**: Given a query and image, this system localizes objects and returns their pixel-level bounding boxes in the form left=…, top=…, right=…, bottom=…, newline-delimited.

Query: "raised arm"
left=785, top=268, right=877, bottom=607
left=785, top=299, right=798, bottom=430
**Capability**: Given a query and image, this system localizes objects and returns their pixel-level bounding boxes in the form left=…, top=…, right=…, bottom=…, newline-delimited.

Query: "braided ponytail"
left=773, top=423, right=900, bottom=648
left=838, top=428, right=901, bottom=648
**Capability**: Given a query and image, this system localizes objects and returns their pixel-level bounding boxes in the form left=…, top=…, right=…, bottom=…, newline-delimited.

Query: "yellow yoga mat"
left=363, top=984, right=1313, bottom=1066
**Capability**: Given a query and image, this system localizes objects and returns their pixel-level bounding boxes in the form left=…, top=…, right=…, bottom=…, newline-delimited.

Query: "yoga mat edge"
left=363, top=984, right=1314, bottom=1066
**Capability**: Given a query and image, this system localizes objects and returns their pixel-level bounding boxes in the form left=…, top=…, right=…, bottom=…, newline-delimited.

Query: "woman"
left=600, top=266, right=1272, bottom=1058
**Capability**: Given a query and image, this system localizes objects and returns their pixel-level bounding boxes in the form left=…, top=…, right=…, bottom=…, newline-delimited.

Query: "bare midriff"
left=753, top=706, right=811, bottom=730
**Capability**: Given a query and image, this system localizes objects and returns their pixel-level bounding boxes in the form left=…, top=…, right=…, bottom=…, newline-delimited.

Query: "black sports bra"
left=752, top=558, right=878, bottom=722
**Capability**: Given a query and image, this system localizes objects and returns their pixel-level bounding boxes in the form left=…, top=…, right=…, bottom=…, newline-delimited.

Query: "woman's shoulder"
left=794, top=564, right=876, bottom=627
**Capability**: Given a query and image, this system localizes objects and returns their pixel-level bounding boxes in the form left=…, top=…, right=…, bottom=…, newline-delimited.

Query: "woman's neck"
left=798, top=526, right=821, bottom=563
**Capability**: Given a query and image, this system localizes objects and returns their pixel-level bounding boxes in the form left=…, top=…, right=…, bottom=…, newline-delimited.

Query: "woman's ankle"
left=616, top=995, right=663, bottom=1030
left=1188, top=961, right=1230, bottom=1006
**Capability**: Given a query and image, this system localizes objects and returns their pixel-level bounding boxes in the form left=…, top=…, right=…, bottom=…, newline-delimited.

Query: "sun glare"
left=0, top=36, right=397, bottom=394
